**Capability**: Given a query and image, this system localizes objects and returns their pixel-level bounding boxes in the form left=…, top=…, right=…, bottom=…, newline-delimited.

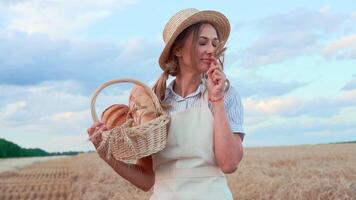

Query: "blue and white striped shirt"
left=163, top=80, right=245, bottom=140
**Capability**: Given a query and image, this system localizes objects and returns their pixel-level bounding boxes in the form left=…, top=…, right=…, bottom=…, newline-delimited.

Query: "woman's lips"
left=201, top=58, right=215, bottom=64
left=201, top=59, right=211, bottom=64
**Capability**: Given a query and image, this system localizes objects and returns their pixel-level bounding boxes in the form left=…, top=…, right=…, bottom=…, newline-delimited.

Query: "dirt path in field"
left=0, top=156, right=78, bottom=200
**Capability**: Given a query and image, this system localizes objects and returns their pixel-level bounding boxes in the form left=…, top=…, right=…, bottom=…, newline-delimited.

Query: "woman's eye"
left=199, top=40, right=207, bottom=45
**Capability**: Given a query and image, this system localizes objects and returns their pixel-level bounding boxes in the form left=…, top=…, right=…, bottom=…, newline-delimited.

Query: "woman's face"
left=177, top=23, right=219, bottom=74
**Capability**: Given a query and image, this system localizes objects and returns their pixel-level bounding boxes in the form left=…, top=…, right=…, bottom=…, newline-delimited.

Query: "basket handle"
left=90, top=78, right=164, bottom=123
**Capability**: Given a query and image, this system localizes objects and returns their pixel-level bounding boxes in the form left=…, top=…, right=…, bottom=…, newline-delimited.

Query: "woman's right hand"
left=87, top=122, right=108, bottom=158
left=88, top=122, right=155, bottom=191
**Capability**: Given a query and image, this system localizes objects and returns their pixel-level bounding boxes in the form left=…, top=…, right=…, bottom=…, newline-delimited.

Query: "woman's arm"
left=87, top=122, right=155, bottom=191
left=206, top=60, right=244, bottom=174
left=212, top=100, right=243, bottom=174
left=105, top=155, right=155, bottom=191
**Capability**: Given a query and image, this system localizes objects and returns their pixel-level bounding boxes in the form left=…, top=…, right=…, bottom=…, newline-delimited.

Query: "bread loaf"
left=129, top=85, right=157, bottom=125
left=101, top=104, right=130, bottom=129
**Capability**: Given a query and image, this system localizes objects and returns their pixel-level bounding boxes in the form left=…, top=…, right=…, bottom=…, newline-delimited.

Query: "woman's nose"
left=206, top=43, right=216, bottom=56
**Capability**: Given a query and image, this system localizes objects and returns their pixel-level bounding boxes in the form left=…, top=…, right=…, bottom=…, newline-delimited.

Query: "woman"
left=87, top=8, right=245, bottom=199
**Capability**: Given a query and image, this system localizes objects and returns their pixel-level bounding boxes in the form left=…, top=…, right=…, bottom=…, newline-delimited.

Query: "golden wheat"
left=1, top=143, right=355, bottom=200
left=228, top=144, right=356, bottom=200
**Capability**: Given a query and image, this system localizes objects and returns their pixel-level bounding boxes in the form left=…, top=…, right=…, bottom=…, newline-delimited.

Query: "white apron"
left=150, top=90, right=233, bottom=200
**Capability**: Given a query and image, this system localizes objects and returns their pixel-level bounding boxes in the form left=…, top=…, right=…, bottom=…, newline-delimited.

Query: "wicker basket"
left=90, top=79, right=170, bottom=163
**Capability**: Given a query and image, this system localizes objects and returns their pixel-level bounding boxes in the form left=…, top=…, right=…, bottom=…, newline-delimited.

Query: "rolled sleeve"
left=224, top=86, right=245, bottom=141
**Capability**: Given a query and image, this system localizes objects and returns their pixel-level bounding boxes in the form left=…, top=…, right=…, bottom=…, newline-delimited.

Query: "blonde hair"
left=153, top=22, right=226, bottom=109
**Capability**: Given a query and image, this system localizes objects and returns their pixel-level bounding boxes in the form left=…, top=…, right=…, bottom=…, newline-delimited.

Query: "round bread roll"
left=101, top=104, right=130, bottom=129
left=129, top=85, right=157, bottom=125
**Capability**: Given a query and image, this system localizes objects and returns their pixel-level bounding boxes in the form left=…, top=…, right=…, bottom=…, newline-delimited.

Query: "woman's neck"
left=173, top=72, right=202, bottom=98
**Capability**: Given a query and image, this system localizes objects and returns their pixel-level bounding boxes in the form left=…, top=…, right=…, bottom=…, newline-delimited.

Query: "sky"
left=0, top=0, right=355, bottom=152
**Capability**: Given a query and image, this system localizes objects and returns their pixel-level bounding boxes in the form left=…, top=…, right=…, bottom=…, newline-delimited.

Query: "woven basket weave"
left=90, top=79, right=170, bottom=163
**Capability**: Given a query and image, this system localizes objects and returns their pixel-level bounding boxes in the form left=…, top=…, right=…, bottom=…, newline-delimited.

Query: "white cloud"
left=241, top=31, right=319, bottom=68
left=0, top=30, right=161, bottom=85
left=301, top=107, right=356, bottom=137
left=0, top=80, right=135, bottom=151
left=118, top=37, right=162, bottom=64
left=0, top=80, right=134, bottom=125
left=338, top=88, right=356, bottom=103
left=322, top=34, right=356, bottom=59
left=0, top=81, right=88, bottom=125
left=244, top=96, right=301, bottom=116
left=352, top=11, right=356, bottom=19
left=318, top=5, right=331, bottom=14
left=303, top=130, right=337, bottom=136
left=48, top=134, right=93, bottom=152
left=240, top=8, right=351, bottom=67
left=226, top=69, right=307, bottom=97
left=2, top=0, right=136, bottom=38
left=341, top=75, right=356, bottom=91
left=246, top=107, right=356, bottom=139
left=44, top=110, right=88, bottom=124
left=330, top=106, right=356, bottom=124
left=243, top=89, right=356, bottom=118
left=1, top=101, right=27, bottom=119
left=257, top=8, right=345, bottom=34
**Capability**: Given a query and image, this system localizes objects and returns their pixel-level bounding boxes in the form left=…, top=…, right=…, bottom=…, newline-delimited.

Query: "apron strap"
left=200, top=88, right=209, bottom=108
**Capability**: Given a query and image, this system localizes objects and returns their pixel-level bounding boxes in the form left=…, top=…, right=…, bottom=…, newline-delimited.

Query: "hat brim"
left=159, top=10, right=230, bottom=70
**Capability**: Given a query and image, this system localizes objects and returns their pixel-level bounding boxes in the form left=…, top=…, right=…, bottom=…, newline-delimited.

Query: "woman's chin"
left=199, top=63, right=210, bottom=72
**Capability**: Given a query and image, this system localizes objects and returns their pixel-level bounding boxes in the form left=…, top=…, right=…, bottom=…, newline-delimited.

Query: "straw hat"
left=159, top=8, right=230, bottom=70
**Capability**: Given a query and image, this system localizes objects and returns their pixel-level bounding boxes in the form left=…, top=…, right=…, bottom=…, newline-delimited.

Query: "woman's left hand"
left=206, top=59, right=226, bottom=101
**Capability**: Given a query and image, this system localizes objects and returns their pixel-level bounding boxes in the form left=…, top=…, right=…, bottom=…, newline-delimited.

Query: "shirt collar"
left=165, top=79, right=206, bottom=102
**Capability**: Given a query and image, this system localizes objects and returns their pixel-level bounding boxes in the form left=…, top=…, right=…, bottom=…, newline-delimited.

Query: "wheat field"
left=0, top=143, right=355, bottom=200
